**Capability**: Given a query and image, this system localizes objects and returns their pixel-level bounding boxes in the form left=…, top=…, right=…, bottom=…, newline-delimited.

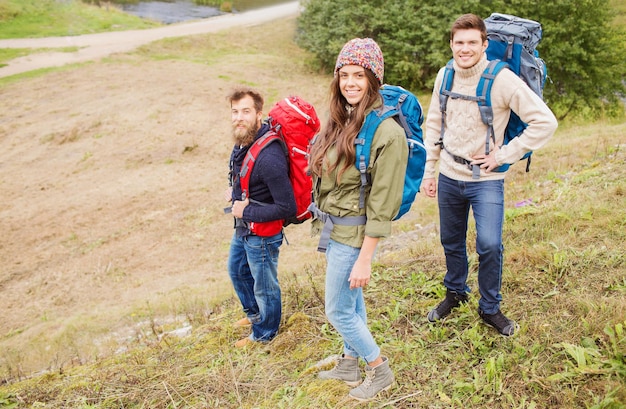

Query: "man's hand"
left=232, top=198, right=249, bottom=218
left=224, top=187, right=233, bottom=202
left=471, top=145, right=500, bottom=173
left=422, top=178, right=437, bottom=198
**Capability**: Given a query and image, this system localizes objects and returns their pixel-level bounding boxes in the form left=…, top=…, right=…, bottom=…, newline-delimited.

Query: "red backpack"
left=240, top=96, right=320, bottom=236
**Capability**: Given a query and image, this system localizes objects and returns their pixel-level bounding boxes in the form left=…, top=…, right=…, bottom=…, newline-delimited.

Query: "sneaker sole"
left=318, top=376, right=361, bottom=387
left=481, top=320, right=520, bottom=337
left=427, top=309, right=444, bottom=322
left=348, top=384, right=392, bottom=402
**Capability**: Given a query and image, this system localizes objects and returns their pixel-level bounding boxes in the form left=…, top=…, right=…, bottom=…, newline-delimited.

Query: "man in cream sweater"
left=422, top=13, right=558, bottom=336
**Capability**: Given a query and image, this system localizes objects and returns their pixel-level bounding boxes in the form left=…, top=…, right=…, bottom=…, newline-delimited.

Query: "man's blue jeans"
left=437, top=174, right=505, bottom=314
left=227, top=231, right=283, bottom=342
left=324, top=239, right=381, bottom=363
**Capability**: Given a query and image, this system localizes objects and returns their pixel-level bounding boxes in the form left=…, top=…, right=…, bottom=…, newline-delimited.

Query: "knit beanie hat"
left=334, top=38, right=384, bottom=85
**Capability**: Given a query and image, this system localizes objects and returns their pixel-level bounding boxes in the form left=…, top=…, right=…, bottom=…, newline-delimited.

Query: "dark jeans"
left=227, top=231, right=283, bottom=342
left=438, top=173, right=505, bottom=314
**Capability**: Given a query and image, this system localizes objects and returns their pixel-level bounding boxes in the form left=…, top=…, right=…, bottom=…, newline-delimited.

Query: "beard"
left=232, top=121, right=259, bottom=147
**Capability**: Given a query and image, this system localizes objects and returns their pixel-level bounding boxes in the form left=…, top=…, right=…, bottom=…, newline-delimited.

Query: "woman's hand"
left=349, top=257, right=372, bottom=289
left=348, top=236, right=379, bottom=289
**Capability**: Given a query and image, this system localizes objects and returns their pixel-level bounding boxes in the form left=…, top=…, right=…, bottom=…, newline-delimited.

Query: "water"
left=117, top=0, right=291, bottom=24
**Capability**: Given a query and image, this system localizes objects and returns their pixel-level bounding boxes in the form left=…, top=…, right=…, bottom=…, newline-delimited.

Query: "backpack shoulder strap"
left=437, top=60, right=456, bottom=150
left=476, top=60, right=508, bottom=156
left=439, top=59, right=456, bottom=112
left=438, top=59, right=484, bottom=148
left=354, top=108, right=388, bottom=208
left=239, top=131, right=282, bottom=200
left=354, top=86, right=405, bottom=207
left=476, top=60, right=508, bottom=126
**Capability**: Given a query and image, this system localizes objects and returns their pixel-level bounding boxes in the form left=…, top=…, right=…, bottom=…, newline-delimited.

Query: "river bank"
left=0, top=1, right=299, bottom=78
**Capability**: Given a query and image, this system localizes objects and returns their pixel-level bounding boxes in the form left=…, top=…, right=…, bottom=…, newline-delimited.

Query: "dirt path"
left=0, top=1, right=299, bottom=78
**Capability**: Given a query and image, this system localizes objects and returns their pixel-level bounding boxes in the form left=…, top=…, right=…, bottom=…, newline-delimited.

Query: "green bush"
left=297, top=0, right=626, bottom=120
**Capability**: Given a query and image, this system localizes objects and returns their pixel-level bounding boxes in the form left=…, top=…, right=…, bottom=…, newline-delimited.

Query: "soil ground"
left=0, top=3, right=430, bottom=378
left=0, top=5, right=339, bottom=378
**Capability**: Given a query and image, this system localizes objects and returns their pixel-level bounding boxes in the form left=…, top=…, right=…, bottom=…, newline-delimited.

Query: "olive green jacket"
left=312, top=115, right=408, bottom=249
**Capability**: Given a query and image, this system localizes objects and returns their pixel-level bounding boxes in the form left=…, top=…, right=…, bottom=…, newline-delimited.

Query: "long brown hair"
left=309, top=69, right=381, bottom=181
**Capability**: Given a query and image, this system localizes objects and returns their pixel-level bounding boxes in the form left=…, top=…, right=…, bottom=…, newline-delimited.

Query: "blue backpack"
left=439, top=13, right=546, bottom=176
left=355, top=84, right=426, bottom=219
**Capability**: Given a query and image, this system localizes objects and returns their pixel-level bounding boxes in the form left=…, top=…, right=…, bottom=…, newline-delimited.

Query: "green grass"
left=611, top=0, right=626, bottom=27
left=2, top=126, right=625, bottom=408
left=0, top=46, right=80, bottom=67
left=0, top=7, right=625, bottom=409
left=0, top=0, right=160, bottom=39
left=0, top=47, right=31, bottom=67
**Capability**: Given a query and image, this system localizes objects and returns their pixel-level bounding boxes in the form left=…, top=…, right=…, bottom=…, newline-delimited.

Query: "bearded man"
left=223, top=86, right=296, bottom=348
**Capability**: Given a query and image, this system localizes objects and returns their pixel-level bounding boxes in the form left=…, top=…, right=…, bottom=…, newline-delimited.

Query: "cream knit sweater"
left=424, top=54, right=558, bottom=182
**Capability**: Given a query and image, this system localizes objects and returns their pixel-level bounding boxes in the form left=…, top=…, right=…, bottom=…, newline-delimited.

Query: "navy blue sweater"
left=230, top=124, right=296, bottom=233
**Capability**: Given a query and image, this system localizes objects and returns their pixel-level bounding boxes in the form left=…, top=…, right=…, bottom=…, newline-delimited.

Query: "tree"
left=297, top=0, right=626, bottom=119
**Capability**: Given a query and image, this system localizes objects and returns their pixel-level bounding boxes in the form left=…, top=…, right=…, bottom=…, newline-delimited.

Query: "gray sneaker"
left=318, top=354, right=361, bottom=386
left=348, top=356, right=394, bottom=401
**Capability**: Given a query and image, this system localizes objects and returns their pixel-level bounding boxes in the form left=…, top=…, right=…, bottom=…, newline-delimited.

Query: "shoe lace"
left=361, top=368, right=375, bottom=389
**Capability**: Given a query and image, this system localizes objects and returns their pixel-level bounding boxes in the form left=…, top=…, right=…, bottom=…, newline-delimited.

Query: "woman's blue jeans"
left=437, top=174, right=505, bottom=315
left=227, top=231, right=283, bottom=342
left=324, top=239, right=380, bottom=363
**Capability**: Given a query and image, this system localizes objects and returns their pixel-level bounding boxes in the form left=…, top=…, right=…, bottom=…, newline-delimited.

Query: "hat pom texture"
left=334, top=38, right=384, bottom=85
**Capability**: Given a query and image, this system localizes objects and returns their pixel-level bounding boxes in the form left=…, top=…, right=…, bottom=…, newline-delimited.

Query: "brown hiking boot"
left=234, top=337, right=256, bottom=348
left=233, top=317, right=252, bottom=327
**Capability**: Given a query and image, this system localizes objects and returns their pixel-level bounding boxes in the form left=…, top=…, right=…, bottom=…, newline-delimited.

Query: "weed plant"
left=0, top=11, right=625, bottom=409
left=1, top=122, right=624, bottom=409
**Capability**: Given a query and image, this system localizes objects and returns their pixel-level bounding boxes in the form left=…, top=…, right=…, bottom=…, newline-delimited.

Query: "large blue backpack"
left=307, top=84, right=425, bottom=253
left=439, top=13, right=546, bottom=176
left=355, top=84, right=426, bottom=219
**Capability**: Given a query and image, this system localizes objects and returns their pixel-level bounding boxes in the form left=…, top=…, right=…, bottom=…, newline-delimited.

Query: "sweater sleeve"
left=423, top=67, right=446, bottom=179
left=241, top=141, right=296, bottom=223
left=492, top=70, right=558, bottom=166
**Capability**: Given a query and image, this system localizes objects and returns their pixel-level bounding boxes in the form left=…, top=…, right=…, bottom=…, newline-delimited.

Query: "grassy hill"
left=2, top=113, right=624, bottom=408
left=0, top=0, right=160, bottom=39
left=0, top=5, right=625, bottom=409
